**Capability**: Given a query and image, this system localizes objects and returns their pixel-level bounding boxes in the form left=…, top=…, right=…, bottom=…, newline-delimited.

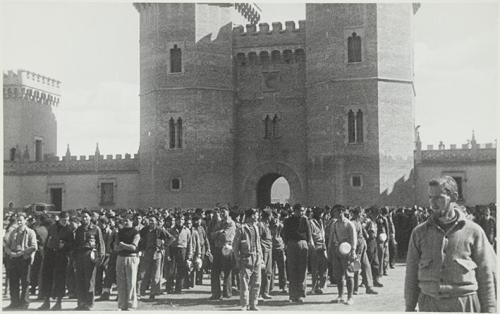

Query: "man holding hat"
left=233, top=208, right=263, bottom=311
left=328, top=205, right=357, bottom=305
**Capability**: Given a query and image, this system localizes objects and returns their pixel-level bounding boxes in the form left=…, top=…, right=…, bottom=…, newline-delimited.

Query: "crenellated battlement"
left=415, top=141, right=496, bottom=164
left=5, top=152, right=140, bottom=175
left=3, top=69, right=61, bottom=106
left=233, top=20, right=306, bottom=50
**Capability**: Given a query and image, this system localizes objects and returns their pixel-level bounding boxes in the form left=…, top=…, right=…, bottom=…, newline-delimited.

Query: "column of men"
left=3, top=204, right=401, bottom=310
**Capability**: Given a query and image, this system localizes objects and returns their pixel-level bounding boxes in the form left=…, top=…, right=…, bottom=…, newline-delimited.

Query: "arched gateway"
left=240, top=162, right=304, bottom=208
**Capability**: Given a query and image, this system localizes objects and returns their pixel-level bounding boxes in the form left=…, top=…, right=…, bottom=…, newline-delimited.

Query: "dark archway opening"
left=256, top=173, right=290, bottom=208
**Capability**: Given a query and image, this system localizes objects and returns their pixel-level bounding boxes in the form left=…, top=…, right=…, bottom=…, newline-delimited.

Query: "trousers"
left=211, top=249, right=233, bottom=298
left=74, top=250, right=97, bottom=308
left=140, top=249, right=163, bottom=296
left=270, top=248, right=286, bottom=291
left=9, top=257, right=31, bottom=307
left=39, top=250, right=68, bottom=298
left=172, top=247, right=188, bottom=292
left=354, top=241, right=373, bottom=291
left=260, top=248, right=272, bottom=296
left=310, top=247, right=328, bottom=291
left=116, top=255, right=139, bottom=310
left=239, top=255, right=261, bottom=309
left=418, top=292, right=480, bottom=312
left=286, top=240, right=308, bottom=300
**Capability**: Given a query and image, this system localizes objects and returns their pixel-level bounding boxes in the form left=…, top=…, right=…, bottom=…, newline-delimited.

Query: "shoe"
left=296, top=298, right=304, bottom=304
left=4, top=304, right=18, bottom=310
left=51, top=302, right=62, bottom=311
left=289, top=297, right=296, bottom=303
left=74, top=305, right=84, bottom=310
left=261, top=294, right=272, bottom=300
left=390, top=265, right=395, bottom=269
left=308, top=289, right=315, bottom=295
left=249, top=307, right=260, bottom=311
left=281, top=289, right=288, bottom=294
left=383, top=272, right=388, bottom=276
left=38, top=301, right=51, bottom=310
left=240, top=306, right=248, bottom=311
left=353, top=291, right=358, bottom=295
left=96, top=292, right=110, bottom=301
left=374, top=281, right=383, bottom=287
left=344, top=298, right=354, bottom=305
left=315, top=289, right=324, bottom=295
left=359, top=283, right=365, bottom=288
left=332, top=296, right=345, bottom=303
left=366, top=288, right=378, bottom=295
left=149, top=295, right=155, bottom=301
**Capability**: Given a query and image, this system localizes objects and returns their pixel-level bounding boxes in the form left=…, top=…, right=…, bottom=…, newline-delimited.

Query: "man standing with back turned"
left=405, top=176, right=496, bottom=312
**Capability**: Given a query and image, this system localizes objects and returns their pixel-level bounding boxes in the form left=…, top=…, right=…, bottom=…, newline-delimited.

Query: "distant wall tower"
left=134, top=3, right=236, bottom=207
left=305, top=3, right=418, bottom=206
left=3, top=70, right=60, bottom=162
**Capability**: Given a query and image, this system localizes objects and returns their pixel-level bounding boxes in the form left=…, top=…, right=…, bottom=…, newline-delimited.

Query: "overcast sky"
left=2, top=2, right=497, bottom=156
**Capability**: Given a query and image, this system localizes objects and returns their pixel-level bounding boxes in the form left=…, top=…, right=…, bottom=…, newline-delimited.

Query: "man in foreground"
left=405, top=176, right=496, bottom=312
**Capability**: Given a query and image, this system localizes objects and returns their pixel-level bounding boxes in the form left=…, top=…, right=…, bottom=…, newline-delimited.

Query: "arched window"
left=248, top=52, right=257, bottom=65
left=169, top=117, right=176, bottom=148
left=347, top=110, right=356, bottom=143
left=260, top=51, right=270, bottom=66
left=356, top=110, right=363, bottom=143
left=236, top=53, right=246, bottom=66
left=272, top=114, right=279, bottom=138
left=348, top=32, right=362, bottom=63
left=283, top=50, right=293, bottom=64
left=295, top=49, right=305, bottom=63
left=10, top=147, right=16, bottom=161
left=271, top=50, right=281, bottom=64
left=170, top=44, right=182, bottom=73
left=264, top=115, right=271, bottom=139
left=176, top=118, right=183, bottom=148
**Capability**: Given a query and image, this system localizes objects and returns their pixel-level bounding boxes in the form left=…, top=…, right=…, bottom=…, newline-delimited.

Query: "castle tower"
left=3, top=70, right=60, bottom=162
left=134, top=3, right=236, bottom=207
left=305, top=3, right=418, bottom=206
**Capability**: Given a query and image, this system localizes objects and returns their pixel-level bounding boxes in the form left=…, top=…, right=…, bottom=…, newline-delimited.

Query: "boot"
left=96, top=291, right=110, bottom=301
left=51, top=300, right=62, bottom=311
left=38, top=298, right=50, bottom=310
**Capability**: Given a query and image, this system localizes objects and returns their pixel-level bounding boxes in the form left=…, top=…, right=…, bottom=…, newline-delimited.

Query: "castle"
left=3, top=3, right=496, bottom=211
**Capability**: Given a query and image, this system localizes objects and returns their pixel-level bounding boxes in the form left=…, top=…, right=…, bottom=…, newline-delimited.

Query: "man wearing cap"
left=269, top=210, right=287, bottom=294
left=38, top=211, right=74, bottom=310
left=209, top=207, right=236, bottom=300
left=282, top=204, right=313, bottom=303
left=169, top=214, right=193, bottom=293
left=258, top=208, right=273, bottom=300
left=140, top=215, right=173, bottom=299
left=73, top=209, right=106, bottom=310
left=3, top=213, right=38, bottom=310
left=233, top=208, right=263, bottom=311
left=405, top=176, right=497, bottom=312
left=309, top=207, right=328, bottom=295
left=328, top=205, right=357, bottom=305
left=192, top=215, right=211, bottom=285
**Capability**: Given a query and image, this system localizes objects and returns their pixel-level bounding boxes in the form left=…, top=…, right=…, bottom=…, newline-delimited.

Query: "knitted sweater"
left=404, top=207, right=497, bottom=312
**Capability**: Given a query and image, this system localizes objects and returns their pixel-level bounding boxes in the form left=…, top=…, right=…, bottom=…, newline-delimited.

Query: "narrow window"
left=351, top=175, right=362, bottom=188
left=283, top=50, right=293, bottom=64
left=347, top=110, right=355, bottom=143
left=356, top=110, right=364, bottom=143
left=100, top=183, right=114, bottom=205
left=171, top=178, right=181, bottom=191
left=169, top=117, right=176, bottom=148
left=170, top=44, right=182, bottom=73
left=35, top=139, right=43, bottom=161
left=272, top=114, right=279, bottom=138
left=10, top=147, right=16, bottom=161
left=348, top=32, right=362, bottom=63
left=260, top=51, right=270, bottom=66
left=177, top=118, right=183, bottom=148
left=452, top=177, right=463, bottom=201
left=264, top=115, right=271, bottom=139
left=236, top=53, right=246, bottom=66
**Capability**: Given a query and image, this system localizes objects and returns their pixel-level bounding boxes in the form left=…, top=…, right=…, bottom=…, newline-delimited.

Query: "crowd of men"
left=2, top=177, right=497, bottom=311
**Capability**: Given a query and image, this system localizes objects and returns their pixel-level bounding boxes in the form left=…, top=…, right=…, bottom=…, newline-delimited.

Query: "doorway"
left=50, top=188, right=62, bottom=211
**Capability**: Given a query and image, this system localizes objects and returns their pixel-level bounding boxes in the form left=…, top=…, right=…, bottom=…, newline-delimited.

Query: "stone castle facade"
left=3, top=3, right=496, bottom=211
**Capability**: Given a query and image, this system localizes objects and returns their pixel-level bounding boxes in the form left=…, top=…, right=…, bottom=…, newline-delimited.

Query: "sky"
left=1, top=2, right=498, bottom=157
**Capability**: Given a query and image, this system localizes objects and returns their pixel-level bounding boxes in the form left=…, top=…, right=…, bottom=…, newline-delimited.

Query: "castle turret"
left=305, top=3, right=418, bottom=206
left=3, top=69, right=60, bottom=162
left=134, top=3, right=237, bottom=207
